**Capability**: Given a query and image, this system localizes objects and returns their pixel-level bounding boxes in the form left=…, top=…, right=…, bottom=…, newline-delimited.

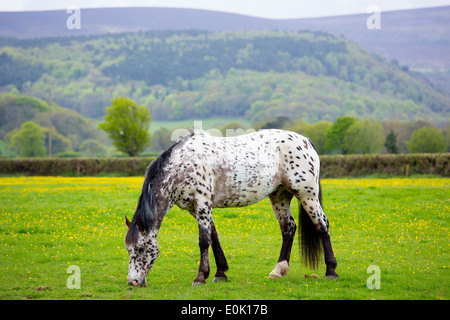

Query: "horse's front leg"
left=193, top=222, right=211, bottom=286
left=211, top=220, right=228, bottom=282
left=192, top=202, right=213, bottom=286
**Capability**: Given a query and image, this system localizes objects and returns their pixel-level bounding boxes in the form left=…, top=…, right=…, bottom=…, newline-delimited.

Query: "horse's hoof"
left=212, top=276, right=227, bottom=282
left=269, top=272, right=282, bottom=278
left=269, top=260, right=289, bottom=278
left=325, top=274, right=339, bottom=280
left=192, top=280, right=206, bottom=286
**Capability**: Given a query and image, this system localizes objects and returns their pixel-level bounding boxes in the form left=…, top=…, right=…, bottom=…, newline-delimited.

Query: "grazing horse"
left=125, top=129, right=338, bottom=286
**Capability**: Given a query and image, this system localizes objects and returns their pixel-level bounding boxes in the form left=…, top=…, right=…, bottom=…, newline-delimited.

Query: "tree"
left=303, top=121, right=333, bottom=154
left=33, top=108, right=107, bottom=152
left=442, top=123, right=450, bottom=152
left=79, top=139, right=108, bottom=157
left=98, top=97, right=151, bottom=157
left=42, top=127, right=73, bottom=155
left=150, top=128, right=173, bottom=152
left=344, top=119, right=384, bottom=154
left=10, top=121, right=46, bottom=157
left=258, top=116, right=290, bottom=130
left=325, top=116, right=356, bottom=154
left=384, top=130, right=398, bottom=154
left=406, top=127, right=447, bottom=153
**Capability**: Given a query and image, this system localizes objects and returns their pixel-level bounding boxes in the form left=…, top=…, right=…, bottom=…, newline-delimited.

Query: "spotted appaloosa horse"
left=125, top=129, right=338, bottom=286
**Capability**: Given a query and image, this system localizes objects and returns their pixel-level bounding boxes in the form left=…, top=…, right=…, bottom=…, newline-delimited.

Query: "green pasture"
left=0, top=176, right=448, bottom=300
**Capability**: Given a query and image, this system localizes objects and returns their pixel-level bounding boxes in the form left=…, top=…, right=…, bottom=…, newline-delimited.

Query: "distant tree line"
left=150, top=115, right=449, bottom=155
left=273, top=116, right=448, bottom=154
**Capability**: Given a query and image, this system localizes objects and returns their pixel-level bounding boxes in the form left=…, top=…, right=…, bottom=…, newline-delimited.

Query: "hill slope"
left=0, top=6, right=449, bottom=72
left=0, top=92, right=105, bottom=153
left=0, top=30, right=448, bottom=124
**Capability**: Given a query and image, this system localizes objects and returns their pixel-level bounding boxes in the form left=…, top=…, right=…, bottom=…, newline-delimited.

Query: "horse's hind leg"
left=191, top=202, right=212, bottom=286
left=268, top=189, right=296, bottom=278
left=297, top=191, right=338, bottom=279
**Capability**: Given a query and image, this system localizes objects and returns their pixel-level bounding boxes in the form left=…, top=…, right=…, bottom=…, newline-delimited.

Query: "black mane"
left=125, top=133, right=192, bottom=245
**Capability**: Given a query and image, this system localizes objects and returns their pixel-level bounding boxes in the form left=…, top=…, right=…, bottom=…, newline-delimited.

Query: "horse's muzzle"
left=128, top=278, right=146, bottom=287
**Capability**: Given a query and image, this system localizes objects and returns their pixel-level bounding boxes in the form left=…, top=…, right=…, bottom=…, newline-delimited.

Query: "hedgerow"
left=0, top=153, right=448, bottom=177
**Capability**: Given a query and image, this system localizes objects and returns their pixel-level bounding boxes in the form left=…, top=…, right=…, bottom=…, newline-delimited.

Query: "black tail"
left=299, top=179, right=323, bottom=270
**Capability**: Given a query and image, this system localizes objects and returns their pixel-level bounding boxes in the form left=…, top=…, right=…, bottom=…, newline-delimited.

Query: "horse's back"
left=211, top=130, right=283, bottom=207
left=171, top=129, right=320, bottom=209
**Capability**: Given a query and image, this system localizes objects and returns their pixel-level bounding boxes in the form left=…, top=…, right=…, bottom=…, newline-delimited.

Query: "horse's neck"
left=152, top=177, right=175, bottom=230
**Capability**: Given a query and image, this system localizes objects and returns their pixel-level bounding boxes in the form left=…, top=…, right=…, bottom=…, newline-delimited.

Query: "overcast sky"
left=1, top=0, right=449, bottom=18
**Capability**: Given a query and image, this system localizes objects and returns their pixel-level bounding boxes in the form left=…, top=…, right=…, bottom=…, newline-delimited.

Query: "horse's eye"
left=138, top=247, right=145, bottom=254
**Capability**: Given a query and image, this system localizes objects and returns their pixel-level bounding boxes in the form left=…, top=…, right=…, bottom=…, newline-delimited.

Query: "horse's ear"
left=125, top=216, right=131, bottom=228
left=136, top=217, right=144, bottom=233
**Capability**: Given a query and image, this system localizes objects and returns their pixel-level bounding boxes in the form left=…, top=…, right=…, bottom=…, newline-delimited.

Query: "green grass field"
left=0, top=176, right=448, bottom=300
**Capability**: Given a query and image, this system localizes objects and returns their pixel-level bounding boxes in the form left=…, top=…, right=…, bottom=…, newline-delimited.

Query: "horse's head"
left=125, top=216, right=159, bottom=286
left=124, top=137, right=184, bottom=286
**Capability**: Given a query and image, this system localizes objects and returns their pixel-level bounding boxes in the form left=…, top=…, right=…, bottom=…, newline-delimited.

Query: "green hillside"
left=0, top=93, right=50, bottom=137
left=0, top=93, right=106, bottom=156
left=0, top=30, right=448, bottom=124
